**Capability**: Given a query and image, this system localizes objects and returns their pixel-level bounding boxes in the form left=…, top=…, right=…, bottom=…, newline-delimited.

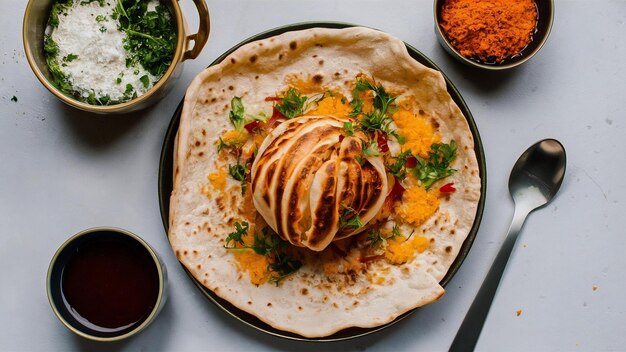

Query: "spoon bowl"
left=509, top=139, right=566, bottom=210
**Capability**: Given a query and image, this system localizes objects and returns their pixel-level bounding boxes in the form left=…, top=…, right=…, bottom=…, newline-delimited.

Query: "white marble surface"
left=1, top=0, right=625, bottom=351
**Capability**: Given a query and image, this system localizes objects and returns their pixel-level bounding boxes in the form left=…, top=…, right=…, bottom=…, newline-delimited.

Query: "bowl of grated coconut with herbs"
left=24, top=0, right=210, bottom=114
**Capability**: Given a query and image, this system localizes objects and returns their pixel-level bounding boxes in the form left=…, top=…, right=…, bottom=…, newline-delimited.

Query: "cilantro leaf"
left=339, top=206, right=362, bottom=230
left=140, top=74, right=150, bottom=89
left=385, top=150, right=413, bottom=180
left=228, top=162, right=246, bottom=182
left=412, top=141, right=457, bottom=189
left=275, top=88, right=307, bottom=119
left=62, top=54, right=78, bottom=62
left=114, top=0, right=176, bottom=77
left=362, top=140, right=381, bottom=157
left=225, top=221, right=250, bottom=247
left=225, top=224, right=302, bottom=285
left=343, top=121, right=355, bottom=136
left=229, top=96, right=245, bottom=130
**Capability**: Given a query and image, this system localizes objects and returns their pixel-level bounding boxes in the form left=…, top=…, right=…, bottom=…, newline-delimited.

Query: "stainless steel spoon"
left=449, top=139, right=566, bottom=351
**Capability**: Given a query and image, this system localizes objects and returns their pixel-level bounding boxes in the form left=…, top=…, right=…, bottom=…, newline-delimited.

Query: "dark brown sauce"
left=61, top=236, right=159, bottom=333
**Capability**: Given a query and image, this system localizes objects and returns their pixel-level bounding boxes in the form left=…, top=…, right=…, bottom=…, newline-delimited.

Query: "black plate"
left=158, top=21, right=487, bottom=342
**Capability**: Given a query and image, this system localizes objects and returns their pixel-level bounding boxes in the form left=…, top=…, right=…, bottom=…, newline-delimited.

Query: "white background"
left=1, top=0, right=625, bottom=351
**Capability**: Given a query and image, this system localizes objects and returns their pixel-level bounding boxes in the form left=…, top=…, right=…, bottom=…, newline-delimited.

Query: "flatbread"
left=168, top=27, right=481, bottom=338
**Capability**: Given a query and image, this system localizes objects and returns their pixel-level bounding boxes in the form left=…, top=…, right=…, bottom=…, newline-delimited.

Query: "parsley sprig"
left=112, top=0, right=176, bottom=77
left=385, top=150, right=413, bottom=180
left=349, top=78, right=405, bottom=145
left=413, top=141, right=457, bottom=189
left=275, top=88, right=307, bottom=119
left=224, top=223, right=302, bottom=285
left=367, top=225, right=413, bottom=250
left=339, top=206, right=363, bottom=230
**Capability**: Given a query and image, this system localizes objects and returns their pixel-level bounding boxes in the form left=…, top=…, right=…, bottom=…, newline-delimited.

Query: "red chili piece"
left=264, top=107, right=284, bottom=129
left=406, top=155, right=417, bottom=168
left=376, top=132, right=389, bottom=153
left=244, top=120, right=260, bottom=133
left=382, top=177, right=406, bottom=212
left=439, top=182, right=456, bottom=193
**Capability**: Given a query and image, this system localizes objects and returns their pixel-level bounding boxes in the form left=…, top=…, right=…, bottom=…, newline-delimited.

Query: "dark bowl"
left=434, top=0, right=554, bottom=70
left=47, top=227, right=168, bottom=341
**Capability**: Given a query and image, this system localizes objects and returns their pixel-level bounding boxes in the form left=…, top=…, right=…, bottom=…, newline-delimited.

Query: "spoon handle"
left=449, top=206, right=529, bottom=351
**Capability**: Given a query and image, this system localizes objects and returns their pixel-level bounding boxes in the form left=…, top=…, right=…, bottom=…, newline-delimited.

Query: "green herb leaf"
left=339, top=206, right=362, bottom=230
left=367, top=228, right=395, bottom=251
left=225, top=224, right=302, bottom=285
left=225, top=221, right=249, bottom=247
left=343, top=121, right=355, bottom=136
left=95, top=14, right=107, bottom=23
left=349, top=78, right=399, bottom=138
left=43, top=36, right=59, bottom=57
left=385, top=150, right=413, bottom=180
left=275, top=88, right=307, bottom=119
left=48, top=1, right=73, bottom=28
left=62, top=54, right=78, bottom=62
left=229, top=162, right=247, bottom=182
left=80, top=0, right=105, bottom=6
left=362, top=140, right=381, bottom=157
left=229, top=96, right=246, bottom=130
left=139, top=74, right=150, bottom=89
left=268, top=252, right=302, bottom=284
left=114, top=0, right=175, bottom=77
left=412, top=141, right=457, bottom=189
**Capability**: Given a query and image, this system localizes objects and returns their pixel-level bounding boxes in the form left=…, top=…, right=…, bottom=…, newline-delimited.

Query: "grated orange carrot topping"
left=395, top=185, right=440, bottom=227
left=392, top=109, right=440, bottom=158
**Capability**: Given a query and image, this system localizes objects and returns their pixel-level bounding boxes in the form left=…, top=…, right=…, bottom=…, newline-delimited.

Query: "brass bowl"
left=23, top=0, right=210, bottom=114
left=434, top=0, right=554, bottom=70
left=47, top=227, right=168, bottom=341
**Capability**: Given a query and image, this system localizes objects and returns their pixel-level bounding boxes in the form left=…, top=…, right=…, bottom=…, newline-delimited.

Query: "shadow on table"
left=54, top=99, right=156, bottom=149
left=433, top=42, right=525, bottom=94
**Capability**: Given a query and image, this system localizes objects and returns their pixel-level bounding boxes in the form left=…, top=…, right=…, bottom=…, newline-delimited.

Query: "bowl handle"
left=182, top=0, right=211, bottom=61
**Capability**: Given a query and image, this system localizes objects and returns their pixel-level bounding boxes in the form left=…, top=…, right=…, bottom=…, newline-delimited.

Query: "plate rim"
left=158, top=21, right=487, bottom=342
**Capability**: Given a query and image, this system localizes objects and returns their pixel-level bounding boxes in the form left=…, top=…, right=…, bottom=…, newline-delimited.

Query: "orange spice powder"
left=439, top=0, right=538, bottom=63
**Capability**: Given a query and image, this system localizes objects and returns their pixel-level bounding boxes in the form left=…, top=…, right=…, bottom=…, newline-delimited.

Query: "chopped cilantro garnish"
left=362, top=140, right=381, bottom=157
left=62, top=54, right=78, bottom=62
left=228, top=161, right=246, bottom=182
left=225, top=224, right=302, bottom=285
left=412, top=141, right=457, bottom=189
left=367, top=228, right=397, bottom=251
left=139, top=74, right=150, bottom=89
left=339, top=206, right=362, bottom=230
left=229, top=96, right=246, bottom=130
left=225, top=221, right=249, bottom=247
left=275, top=88, right=307, bottom=119
left=343, top=121, right=355, bottom=136
left=385, top=150, right=413, bottom=180
left=349, top=78, right=399, bottom=138
left=113, top=0, right=176, bottom=77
